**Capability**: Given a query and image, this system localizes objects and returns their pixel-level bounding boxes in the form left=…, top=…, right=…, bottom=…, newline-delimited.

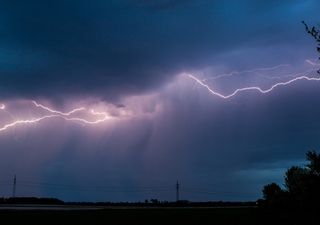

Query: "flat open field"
left=0, top=207, right=318, bottom=225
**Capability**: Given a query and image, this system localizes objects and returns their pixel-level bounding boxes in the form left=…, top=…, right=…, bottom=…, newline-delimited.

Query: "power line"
left=0, top=179, right=257, bottom=198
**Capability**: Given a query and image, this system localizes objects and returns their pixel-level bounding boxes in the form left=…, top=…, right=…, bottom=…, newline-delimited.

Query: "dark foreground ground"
left=0, top=207, right=318, bottom=225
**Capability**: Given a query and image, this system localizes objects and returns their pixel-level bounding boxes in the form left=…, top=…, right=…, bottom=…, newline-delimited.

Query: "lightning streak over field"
left=0, top=62, right=319, bottom=132
left=188, top=74, right=320, bottom=99
left=0, top=101, right=112, bottom=132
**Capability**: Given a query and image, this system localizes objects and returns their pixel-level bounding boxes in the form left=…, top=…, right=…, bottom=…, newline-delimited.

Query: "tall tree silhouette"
left=262, top=151, right=320, bottom=209
left=263, top=183, right=282, bottom=201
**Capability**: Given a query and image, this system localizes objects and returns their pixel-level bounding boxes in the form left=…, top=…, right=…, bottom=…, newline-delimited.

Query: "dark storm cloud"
left=1, top=0, right=320, bottom=202
left=1, top=0, right=319, bottom=101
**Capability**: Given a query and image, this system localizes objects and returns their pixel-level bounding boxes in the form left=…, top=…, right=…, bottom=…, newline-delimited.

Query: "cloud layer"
left=0, top=0, right=320, bottom=201
left=0, top=0, right=319, bottom=100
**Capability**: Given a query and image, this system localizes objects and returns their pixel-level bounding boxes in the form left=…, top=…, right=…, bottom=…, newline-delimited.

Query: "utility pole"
left=176, top=180, right=180, bottom=202
left=12, top=175, right=16, bottom=198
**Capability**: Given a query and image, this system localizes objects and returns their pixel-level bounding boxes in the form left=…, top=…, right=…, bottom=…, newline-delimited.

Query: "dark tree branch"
left=302, top=21, right=320, bottom=74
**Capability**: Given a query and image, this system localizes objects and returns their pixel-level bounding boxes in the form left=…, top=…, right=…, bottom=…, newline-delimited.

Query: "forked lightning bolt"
left=203, top=64, right=290, bottom=81
left=0, top=115, right=62, bottom=132
left=1, top=61, right=319, bottom=132
left=258, top=68, right=317, bottom=80
left=32, top=101, right=85, bottom=115
left=188, top=74, right=320, bottom=99
left=32, top=101, right=111, bottom=124
left=0, top=101, right=112, bottom=132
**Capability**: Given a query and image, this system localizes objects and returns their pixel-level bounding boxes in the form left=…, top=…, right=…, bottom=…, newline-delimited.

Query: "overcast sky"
left=0, top=0, right=320, bottom=202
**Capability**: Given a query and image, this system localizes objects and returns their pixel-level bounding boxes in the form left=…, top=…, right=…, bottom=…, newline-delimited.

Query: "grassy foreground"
left=0, top=207, right=318, bottom=225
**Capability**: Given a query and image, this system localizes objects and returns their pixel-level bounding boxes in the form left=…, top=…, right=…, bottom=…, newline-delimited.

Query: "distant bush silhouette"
left=261, top=183, right=289, bottom=208
left=261, top=151, right=320, bottom=209
left=263, top=183, right=282, bottom=200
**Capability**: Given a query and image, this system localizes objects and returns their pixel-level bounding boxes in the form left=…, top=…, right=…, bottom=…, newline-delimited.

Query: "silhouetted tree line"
left=0, top=197, right=64, bottom=205
left=0, top=197, right=255, bottom=207
left=260, top=151, right=320, bottom=209
left=67, top=200, right=256, bottom=208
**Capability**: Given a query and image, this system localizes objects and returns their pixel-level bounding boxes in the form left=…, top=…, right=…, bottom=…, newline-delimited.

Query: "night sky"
left=1, top=0, right=320, bottom=202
